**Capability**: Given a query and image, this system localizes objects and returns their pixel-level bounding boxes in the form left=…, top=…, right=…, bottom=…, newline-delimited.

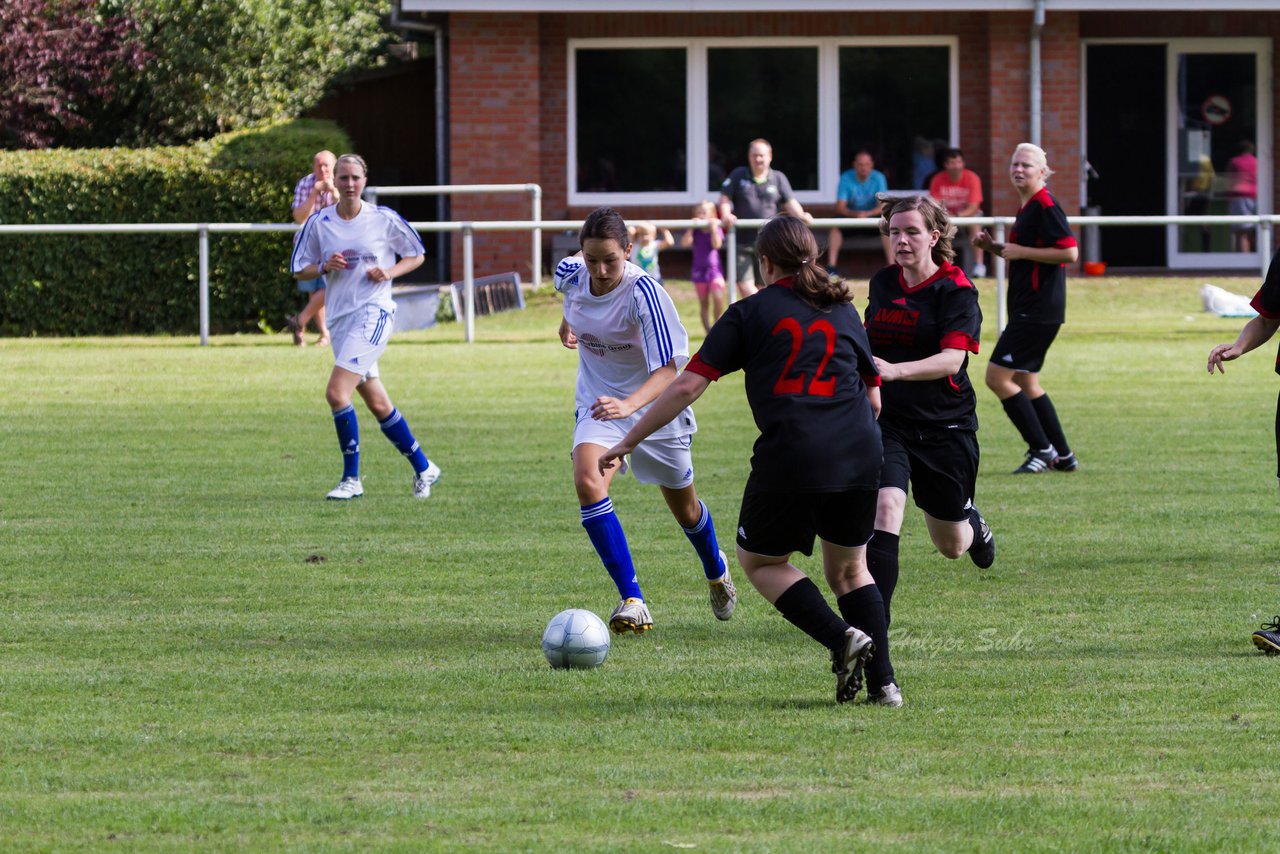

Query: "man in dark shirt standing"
left=718, top=138, right=812, bottom=298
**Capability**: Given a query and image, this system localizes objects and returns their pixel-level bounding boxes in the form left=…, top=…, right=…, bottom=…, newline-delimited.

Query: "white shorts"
left=573, top=415, right=694, bottom=489
left=330, top=304, right=394, bottom=380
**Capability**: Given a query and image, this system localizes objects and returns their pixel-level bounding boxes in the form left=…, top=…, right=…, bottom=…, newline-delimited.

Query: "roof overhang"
left=402, top=0, right=1280, bottom=12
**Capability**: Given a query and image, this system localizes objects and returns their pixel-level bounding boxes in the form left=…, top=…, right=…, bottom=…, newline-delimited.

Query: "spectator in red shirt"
left=928, top=148, right=986, bottom=277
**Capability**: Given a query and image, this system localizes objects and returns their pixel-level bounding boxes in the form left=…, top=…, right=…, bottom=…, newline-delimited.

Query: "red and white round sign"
left=1202, top=94, right=1232, bottom=126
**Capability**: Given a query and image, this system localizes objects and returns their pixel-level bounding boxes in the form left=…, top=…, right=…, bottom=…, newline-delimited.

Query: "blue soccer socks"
left=681, top=499, right=726, bottom=580
left=581, top=498, right=643, bottom=601
left=378, top=408, right=431, bottom=474
left=332, top=405, right=360, bottom=479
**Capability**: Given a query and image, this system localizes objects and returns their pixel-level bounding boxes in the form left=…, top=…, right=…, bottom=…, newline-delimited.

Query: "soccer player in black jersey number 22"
left=598, top=216, right=900, bottom=707
left=863, top=194, right=996, bottom=632
left=973, top=143, right=1080, bottom=474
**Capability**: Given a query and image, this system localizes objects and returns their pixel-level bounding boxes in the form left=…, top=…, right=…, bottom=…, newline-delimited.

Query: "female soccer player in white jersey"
left=598, top=216, right=894, bottom=705
left=556, top=207, right=735, bottom=635
left=291, top=153, right=441, bottom=501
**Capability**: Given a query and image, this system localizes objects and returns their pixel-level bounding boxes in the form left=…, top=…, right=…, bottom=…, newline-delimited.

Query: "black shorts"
left=733, top=241, right=760, bottom=286
left=737, top=485, right=877, bottom=557
left=879, top=420, right=978, bottom=523
left=989, top=320, right=1061, bottom=373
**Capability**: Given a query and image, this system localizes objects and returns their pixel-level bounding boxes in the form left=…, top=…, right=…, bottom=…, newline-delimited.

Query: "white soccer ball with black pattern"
left=541, top=608, right=610, bottom=669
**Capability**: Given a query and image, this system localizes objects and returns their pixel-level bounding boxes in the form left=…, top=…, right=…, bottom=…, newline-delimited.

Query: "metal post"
left=726, top=224, right=738, bottom=303
left=994, top=222, right=1007, bottom=332
left=463, top=223, right=476, bottom=343
left=1259, top=215, right=1272, bottom=278
left=198, top=225, right=210, bottom=346
left=531, top=184, right=542, bottom=289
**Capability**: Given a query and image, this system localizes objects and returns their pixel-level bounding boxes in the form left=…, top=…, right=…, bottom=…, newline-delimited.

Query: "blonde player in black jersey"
left=599, top=216, right=897, bottom=706
left=974, top=143, right=1080, bottom=474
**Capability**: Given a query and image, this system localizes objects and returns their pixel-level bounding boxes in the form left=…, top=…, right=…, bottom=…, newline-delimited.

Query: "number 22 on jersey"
left=771, top=317, right=837, bottom=397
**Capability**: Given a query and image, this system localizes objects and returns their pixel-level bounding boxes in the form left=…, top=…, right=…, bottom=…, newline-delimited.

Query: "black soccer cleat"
left=967, top=502, right=995, bottom=569
left=832, top=627, right=875, bottom=704
left=1051, top=452, right=1079, bottom=472
left=1252, top=616, right=1280, bottom=655
left=1013, top=447, right=1057, bottom=474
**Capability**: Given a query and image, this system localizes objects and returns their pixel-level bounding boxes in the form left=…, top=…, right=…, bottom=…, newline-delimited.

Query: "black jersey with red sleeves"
left=864, top=261, right=981, bottom=430
left=1008, top=187, right=1077, bottom=324
left=1251, top=249, right=1280, bottom=374
left=686, top=279, right=882, bottom=491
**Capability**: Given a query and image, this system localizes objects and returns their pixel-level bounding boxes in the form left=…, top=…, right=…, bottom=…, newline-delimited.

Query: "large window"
left=574, top=48, right=687, bottom=192
left=568, top=38, right=956, bottom=206
left=838, top=46, right=951, bottom=189
left=708, top=47, right=819, bottom=192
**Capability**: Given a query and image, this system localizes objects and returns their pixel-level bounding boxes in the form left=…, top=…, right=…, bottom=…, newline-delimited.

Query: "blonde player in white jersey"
left=556, top=207, right=736, bottom=634
left=292, top=153, right=442, bottom=501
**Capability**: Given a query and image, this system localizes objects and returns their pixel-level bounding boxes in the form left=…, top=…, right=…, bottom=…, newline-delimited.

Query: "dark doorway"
left=309, top=58, right=441, bottom=282
left=1086, top=44, right=1166, bottom=267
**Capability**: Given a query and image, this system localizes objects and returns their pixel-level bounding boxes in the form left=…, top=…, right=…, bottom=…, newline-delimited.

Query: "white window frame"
left=567, top=36, right=959, bottom=208
left=1165, top=38, right=1272, bottom=270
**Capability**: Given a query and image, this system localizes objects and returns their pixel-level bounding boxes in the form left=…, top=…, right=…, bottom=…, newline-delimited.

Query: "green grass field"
left=2, top=275, right=1278, bottom=851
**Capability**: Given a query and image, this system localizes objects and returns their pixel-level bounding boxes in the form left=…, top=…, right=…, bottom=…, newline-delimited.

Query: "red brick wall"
left=448, top=14, right=543, bottom=282
left=986, top=12, right=1080, bottom=218
left=446, top=10, right=1280, bottom=279
left=449, top=11, right=1004, bottom=280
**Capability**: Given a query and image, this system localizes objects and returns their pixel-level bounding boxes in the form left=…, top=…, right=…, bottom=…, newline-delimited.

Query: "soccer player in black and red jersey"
left=974, top=143, right=1080, bottom=474
left=863, top=195, right=995, bottom=631
left=597, top=216, right=899, bottom=706
left=1207, top=249, right=1280, bottom=655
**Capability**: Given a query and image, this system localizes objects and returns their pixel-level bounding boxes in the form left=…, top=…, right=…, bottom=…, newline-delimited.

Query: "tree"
left=0, top=0, right=147, bottom=149
left=99, top=0, right=393, bottom=146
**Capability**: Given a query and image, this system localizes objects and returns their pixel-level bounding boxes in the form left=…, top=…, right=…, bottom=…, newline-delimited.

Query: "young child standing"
left=680, top=200, right=727, bottom=332
left=628, top=221, right=675, bottom=282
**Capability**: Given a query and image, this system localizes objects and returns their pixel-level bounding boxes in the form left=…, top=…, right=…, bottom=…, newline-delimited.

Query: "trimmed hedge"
left=0, top=119, right=353, bottom=336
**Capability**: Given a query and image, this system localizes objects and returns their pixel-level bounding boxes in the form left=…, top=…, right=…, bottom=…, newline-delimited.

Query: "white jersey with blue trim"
left=555, top=256, right=696, bottom=439
left=291, top=202, right=424, bottom=323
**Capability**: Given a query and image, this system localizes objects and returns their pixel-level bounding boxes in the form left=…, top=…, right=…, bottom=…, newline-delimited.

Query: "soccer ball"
left=541, top=608, right=611, bottom=669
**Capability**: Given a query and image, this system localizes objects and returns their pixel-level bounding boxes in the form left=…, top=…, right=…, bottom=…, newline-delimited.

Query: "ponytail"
left=755, top=216, right=852, bottom=308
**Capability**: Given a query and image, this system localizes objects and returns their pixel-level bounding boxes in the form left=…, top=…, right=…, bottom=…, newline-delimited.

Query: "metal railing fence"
left=363, top=183, right=542, bottom=291
left=1, top=213, right=1275, bottom=344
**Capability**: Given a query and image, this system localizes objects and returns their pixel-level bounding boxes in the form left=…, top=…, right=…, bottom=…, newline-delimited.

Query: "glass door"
left=1168, top=40, right=1271, bottom=269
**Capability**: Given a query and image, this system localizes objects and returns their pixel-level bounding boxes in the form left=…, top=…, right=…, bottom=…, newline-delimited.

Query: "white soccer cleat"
left=326, top=477, right=364, bottom=501
left=867, top=682, right=904, bottom=708
left=708, top=551, right=737, bottom=621
left=412, top=460, right=442, bottom=499
left=608, top=597, right=653, bottom=635
left=832, top=626, right=875, bottom=704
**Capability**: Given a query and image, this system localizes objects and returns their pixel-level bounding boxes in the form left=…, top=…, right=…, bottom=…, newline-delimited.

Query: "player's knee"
left=984, top=370, right=1011, bottom=395
left=573, top=472, right=606, bottom=505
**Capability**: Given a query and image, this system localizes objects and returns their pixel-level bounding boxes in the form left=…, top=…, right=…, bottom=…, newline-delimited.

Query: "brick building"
left=400, top=0, right=1278, bottom=278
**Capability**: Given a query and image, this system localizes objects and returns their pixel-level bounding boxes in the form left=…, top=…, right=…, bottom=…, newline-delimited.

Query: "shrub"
left=0, top=118, right=353, bottom=336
